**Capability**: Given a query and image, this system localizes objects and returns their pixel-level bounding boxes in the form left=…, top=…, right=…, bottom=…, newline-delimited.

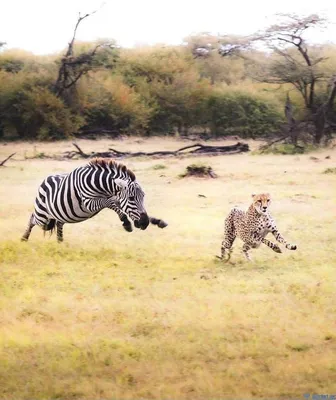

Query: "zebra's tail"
left=43, top=219, right=56, bottom=236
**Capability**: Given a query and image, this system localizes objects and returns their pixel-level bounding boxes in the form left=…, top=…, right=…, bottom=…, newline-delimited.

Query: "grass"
left=0, top=137, right=336, bottom=399
left=151, top=164, right=167, bottom=170
left=323, top=167, right=336, bottom=174
left=257, top=143, right=317, bottom=155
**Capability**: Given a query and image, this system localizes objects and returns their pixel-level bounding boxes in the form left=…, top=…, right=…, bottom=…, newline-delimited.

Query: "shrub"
left=180, top=163, right=217, bottom=178
left=323, top=167, right=336, bottom=174
left=205, top=91, right=283, bottom=138
left=259, top=144, right=316, bottom=155
left=78, top=74, right=154, bottom=134
left=0, top=72, right=83, bottom=140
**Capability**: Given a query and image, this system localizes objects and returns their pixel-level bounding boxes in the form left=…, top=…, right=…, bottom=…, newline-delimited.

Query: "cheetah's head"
left=252, top=193, right=271, bottom=215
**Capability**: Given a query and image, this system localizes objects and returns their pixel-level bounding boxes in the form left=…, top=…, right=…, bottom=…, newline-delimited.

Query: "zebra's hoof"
left=123, top=223, right=133, bottom=232
left=290, top=244, right=297, bottom=250
left=158, top=220, right=168, bottom=229
left=21, top=237, right=28, bottom=242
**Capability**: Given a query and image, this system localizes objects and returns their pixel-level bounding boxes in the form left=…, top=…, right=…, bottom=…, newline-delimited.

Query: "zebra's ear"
left=115, top=179, right=128, bottom=191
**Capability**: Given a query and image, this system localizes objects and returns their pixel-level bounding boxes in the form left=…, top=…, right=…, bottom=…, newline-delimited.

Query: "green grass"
left=257, top=143, right=319, bottom=155
left=323, top=167, right=336, bottom=174
left=0, top=137, right=336, bottom=399
left=151, top=163, right=167, bottom=170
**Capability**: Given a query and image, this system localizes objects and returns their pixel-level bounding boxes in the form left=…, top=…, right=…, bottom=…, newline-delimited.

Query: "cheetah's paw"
left=273, top=245, right=282, bottom=253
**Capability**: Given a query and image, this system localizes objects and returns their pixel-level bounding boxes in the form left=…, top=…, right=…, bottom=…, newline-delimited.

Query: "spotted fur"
left=220, top=193, right=297, bottom=261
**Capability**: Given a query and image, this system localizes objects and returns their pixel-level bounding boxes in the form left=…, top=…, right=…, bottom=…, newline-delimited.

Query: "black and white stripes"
left=22, top=158, right=167, bottom=243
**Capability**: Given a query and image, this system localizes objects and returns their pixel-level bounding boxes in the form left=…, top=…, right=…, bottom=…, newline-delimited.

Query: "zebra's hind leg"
left=149, top=217, right=168, bottom=229
left=56, top=222, right=64, bottom=243
left=21, top=214, right=36, bottom=242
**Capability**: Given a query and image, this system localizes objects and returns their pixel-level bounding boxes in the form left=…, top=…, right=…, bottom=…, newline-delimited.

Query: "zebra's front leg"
left=56, top=222, right=64, bottom=243
left=21, top=214, right=35, bottom=242
left=113, top=206, right=133, bottom=232
left=149, top=217, right=168, bottom=229
left=120, top=213, right=133, bottom=232
left=107, top=201, right=133, bottom=232
left=262, top=238, right=282, bottom=253
left=271, top=227, right=297, bottom=250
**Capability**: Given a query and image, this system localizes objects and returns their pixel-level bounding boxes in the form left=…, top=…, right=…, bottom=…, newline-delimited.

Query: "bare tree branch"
left=54, top=7, right=116, bottom=99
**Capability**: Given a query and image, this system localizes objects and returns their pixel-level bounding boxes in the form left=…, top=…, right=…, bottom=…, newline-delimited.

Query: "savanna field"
left=0, top=137, right=336, bottom=400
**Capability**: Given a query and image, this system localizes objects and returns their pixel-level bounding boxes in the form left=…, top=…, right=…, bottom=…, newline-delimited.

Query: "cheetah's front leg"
left=262, top=238, right=282, bottom=253
left=271, top=226, right=297, bottom=250
left=242, top=243, right=252, bottom=261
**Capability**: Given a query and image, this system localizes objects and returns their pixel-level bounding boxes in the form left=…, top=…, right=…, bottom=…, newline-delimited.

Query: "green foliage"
left=0, top=49, right=55, bottom=74
left=205, top=91, right=283, bottom=137
left=0, top=71, right=83, bottom=140
left=0, top=34, right=335, bottom=141
left=118, top=46, right=211, bottom=134
left=78, top=73, right=153, bottom=133
left=184, top=34, right=246, bottom=85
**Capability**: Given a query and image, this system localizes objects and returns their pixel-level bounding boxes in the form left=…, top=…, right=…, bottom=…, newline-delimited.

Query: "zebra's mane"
left=88, top=158, right=136, bottom=181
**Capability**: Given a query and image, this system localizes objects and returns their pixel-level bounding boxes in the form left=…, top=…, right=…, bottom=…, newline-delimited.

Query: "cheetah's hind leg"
left=216, top=240, right=233, bottom=263
left=216, top=248, right=233, bottom=262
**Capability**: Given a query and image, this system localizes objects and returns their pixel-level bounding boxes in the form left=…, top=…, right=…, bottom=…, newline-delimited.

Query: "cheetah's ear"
left=251, top=193, right=256, bottom=198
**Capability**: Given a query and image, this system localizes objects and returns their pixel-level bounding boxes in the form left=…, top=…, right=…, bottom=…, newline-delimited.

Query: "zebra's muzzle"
left=134, top=213, right=149, bottom=230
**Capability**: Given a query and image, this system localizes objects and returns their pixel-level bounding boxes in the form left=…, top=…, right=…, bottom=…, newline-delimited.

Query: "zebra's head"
left=115, top=179, right=149, bottom=230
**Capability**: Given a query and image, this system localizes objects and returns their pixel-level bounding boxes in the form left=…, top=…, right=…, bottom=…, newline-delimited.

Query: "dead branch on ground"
left=0, top=153, right=16, bottom=167
left=62, top=142, right=249, bottom=159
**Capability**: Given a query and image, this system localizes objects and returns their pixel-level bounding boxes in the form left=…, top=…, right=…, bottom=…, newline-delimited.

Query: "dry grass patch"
left=0, top=138, right=336, bottom=399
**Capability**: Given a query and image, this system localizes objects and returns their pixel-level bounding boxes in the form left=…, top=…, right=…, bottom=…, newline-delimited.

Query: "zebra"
left=22, top=158, right=168, bottom=243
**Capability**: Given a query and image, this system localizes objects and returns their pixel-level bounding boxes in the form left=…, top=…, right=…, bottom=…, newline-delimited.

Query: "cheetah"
left=219, top=193, right=297, bottom=262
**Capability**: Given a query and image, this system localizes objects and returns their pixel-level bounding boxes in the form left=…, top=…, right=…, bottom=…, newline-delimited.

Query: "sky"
left=0, top=0, right=336, bottom=55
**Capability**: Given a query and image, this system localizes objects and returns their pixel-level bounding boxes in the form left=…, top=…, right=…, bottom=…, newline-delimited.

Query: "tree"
left=219, top=14, right=336, bottom=144
left=183, top=34, right=246, bottom=85
left=54, top=11, right=118, bottom=103
left=118, top=46, right=210, bottom=135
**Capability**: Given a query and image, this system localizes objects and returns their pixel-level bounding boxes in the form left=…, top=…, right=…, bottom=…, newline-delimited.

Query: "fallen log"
left=63, top=142, right=249, bottom=160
